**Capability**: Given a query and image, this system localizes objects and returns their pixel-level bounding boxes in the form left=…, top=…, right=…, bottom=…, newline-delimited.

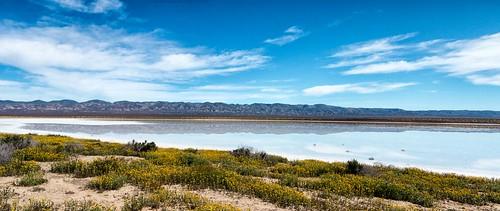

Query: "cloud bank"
left=303, top=82, right=416, bottom=96
left=0, top=22, right=270, bottom=101
left=326, top=32, right=500, bottom=86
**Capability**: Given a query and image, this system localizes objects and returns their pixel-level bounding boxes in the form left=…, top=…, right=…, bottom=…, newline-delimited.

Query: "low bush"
left=13, top=146, right=66, bottom=162
left=231, top=147, right=287, bottom=165
left=272, top=160, right=345, bottom=177
left=50, top=157, right=126, bottom=178
left=63, top=199, right=114, bottom=211
left=87, top=173, right=127, bottom=191
left=62, top=142, right=84, bottom=155
left=14, top=171, right=47, bottom=186
left=346, top=159, right=363, bottom=175
left=0, top=159, right=41, bottom=176
left=23, top=199, right=54, bottom=210
left=127, top=140, right=157, bottom=153
left=179, top=153, right=210, bottom=166
left=373, top=182, right=434, bottom=207
left=0, top=134, right=35, bottom=163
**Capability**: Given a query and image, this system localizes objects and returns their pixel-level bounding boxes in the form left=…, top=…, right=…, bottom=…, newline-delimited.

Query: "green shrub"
left=0, top=159, right=41, bottom=176
left=0, top=134, right=34, bottom=163
left=62, top=142, right=84, bottom=155
left=50, top=157, right=126, bottom=178
left=373, top=182, right=434, bottom=207
left=231, top=147, right=287, bottom=165
left=13, top=146, right=66, bottom=162
left=14, top=172, right=47, bottom=186
left=87, top=173, right=127, bottom=191
left=179, top=153, right=210, bottom=166
left=346, top=159, right=363, bottom=175
left=184, top=148, right=199, bottom=154
left=272, top=160, right=345, bottom=177
left=127, top=140, right=157, bottom=153
left=63, top=199, right=113, bottom=211
left=0, top=134, right=34, bottom=149
left=23, top=199, right=54, bottom=211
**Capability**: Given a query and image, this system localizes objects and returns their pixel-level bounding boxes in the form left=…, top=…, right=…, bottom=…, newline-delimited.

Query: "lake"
left=0, top=117, right=499, bottom=178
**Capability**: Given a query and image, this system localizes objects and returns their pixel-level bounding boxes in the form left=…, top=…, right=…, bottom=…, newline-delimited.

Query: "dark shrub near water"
left=231, top=147, right=287, bottom=165
left=127, top=140, right=157, bottom=153
left=346, top=159, right=363, bottom=175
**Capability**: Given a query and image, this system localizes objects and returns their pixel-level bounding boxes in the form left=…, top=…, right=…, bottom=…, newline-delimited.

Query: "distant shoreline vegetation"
left=0, top=133, right=499, bottom=210
left=1, top=100, right=500, bottom=124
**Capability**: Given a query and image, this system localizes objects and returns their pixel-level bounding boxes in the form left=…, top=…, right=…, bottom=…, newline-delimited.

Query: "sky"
left=1, top=0, right=500, bottom=110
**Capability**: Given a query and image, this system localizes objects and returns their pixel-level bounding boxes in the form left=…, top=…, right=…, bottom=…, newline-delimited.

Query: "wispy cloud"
left=326, top=32, right=500, bottom=86
left=303, top=82, right=416, bottom=96
left=0, top=22, right=269, bottom=101
left=45, top=0, right=123, bottom=14
left=331, top=33, right=416, bottom=58
left=264, top=26, right=307, bottom=46
left=193, top=84, right=294, bottom=93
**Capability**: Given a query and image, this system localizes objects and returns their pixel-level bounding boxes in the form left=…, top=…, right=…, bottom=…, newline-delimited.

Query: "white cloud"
left=47, top=0, right=123, bottom=14
left=323, top=54, right=386, bottom=69
left=331, top=33, right=416, bottom=58
left=0, top=80, right=23, bottom=87
left=467, top=74, right=500, bottom=86
left=344, top=60, right=425, bottom=75
left=193, top=84, right=294, bottom=94
left=0, top=22, right=270, bottom=101
left=194, top=85, right=263, bottom=91
left=264, top=26, right=307, bottom=46
left=327, top=32, right=500, bottom=86
left=303, top=82, right=416, bottom=96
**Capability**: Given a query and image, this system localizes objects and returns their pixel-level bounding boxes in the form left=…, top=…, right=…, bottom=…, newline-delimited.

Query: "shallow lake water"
left=0, top=117, right=499, bottom=178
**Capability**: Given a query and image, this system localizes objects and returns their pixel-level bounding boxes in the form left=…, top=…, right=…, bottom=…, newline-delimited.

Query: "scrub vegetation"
left=0, top=133, right=499, bottom=210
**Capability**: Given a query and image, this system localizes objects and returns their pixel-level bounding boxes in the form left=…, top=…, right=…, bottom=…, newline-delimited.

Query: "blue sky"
left=1, top=0, right=500, bottom=110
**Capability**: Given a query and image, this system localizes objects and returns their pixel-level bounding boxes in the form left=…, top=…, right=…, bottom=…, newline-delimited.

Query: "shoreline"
left=2, top=115, right=500, bottom=128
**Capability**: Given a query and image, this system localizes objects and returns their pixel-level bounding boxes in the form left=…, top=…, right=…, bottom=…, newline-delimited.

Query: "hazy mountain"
left=1, top=100, right=500, bottom=121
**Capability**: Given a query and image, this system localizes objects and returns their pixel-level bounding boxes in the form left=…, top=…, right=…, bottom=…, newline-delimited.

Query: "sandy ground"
left=1, top=156, right=499, bottom=210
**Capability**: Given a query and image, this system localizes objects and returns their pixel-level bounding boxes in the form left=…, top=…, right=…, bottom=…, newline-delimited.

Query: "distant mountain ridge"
left=1, top=100, right=500, bottom=122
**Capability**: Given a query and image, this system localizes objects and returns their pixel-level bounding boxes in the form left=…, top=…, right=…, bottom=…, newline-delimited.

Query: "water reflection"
left=0, top=118, right=499, bottom=177
left=22, top=120, right=500, bottom=135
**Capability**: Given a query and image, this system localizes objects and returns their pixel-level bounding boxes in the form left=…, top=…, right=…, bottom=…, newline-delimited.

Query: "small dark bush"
left=0, top=135, right=35, bottom=163
left=231, top=147, right=252, bottom=157
left=0, top=135, right=34, bottom=149
left=179, top=153, right=209, bottom=166
left=346, top=159, right=363, bottom=175
left=127, top=140, right=157, bottom=153
left=231, top=147, right=287, bottom=165
left=184, top=148, right=198, bottom=154
left=63, top=142, right=84, bottom=155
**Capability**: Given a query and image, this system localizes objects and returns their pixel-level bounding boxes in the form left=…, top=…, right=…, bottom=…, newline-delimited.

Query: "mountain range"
left=1, top=100, right=500, bottom=123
